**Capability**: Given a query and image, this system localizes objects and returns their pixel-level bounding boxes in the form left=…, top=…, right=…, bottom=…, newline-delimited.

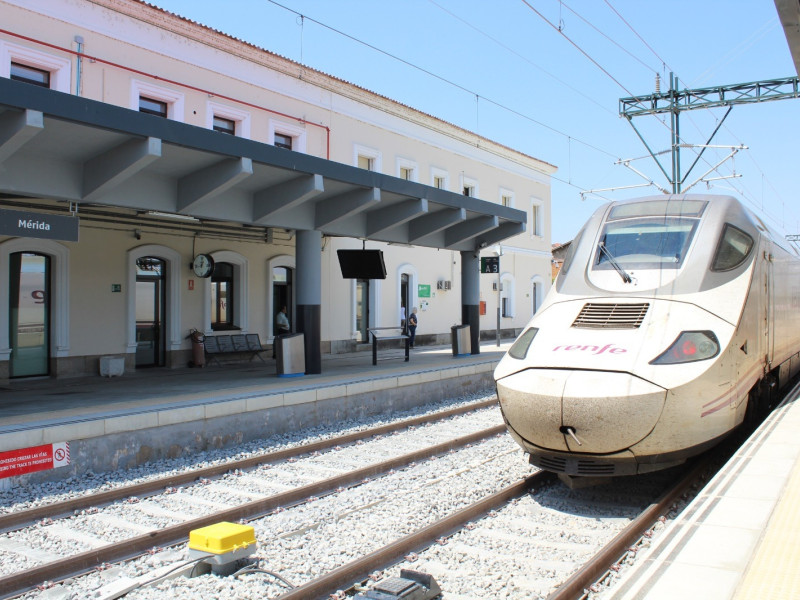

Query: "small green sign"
left=111, top=284, right=121, bottom=293
left=418, top=284, right=431, bottom=298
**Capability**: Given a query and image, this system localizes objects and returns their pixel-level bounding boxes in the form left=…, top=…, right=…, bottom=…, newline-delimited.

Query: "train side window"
left=560, top=225, right=585, bottom=277
left=712, top=224, right=754, bottom=271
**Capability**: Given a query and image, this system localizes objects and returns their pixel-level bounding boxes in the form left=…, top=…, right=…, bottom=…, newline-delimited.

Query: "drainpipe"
left=74, top=35, right=83, bottom=96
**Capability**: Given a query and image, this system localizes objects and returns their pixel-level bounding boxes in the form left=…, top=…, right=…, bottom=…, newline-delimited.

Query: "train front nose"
left=497, top=369, right=666, bottom=453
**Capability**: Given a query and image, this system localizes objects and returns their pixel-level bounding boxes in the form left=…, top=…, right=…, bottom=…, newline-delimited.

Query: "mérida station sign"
left=0, top=208, right=79, bottom=242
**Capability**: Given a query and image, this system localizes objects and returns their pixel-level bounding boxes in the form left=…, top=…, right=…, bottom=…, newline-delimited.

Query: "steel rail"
left=0, top=424, right=506, bottom=600
left=277, top=470, right=556, bottom=600
left=0, top=398, right=497, bottom=532
left=546, top=456, right=711, bottom=600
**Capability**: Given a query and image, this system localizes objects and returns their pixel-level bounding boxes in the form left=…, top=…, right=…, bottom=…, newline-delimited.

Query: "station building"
left=0, top=0, right=556, bottom=380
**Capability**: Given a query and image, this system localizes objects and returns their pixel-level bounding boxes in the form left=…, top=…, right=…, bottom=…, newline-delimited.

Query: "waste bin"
left=276, top=332, right=305, bottom=377
left=451, top=324, right=471, bottom=357
left=189, top=329, right=205, bottom=367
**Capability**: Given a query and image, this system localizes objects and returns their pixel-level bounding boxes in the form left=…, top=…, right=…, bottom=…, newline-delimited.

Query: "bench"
left=369, top=327, right=410, bottom=366
left=204, top=333, right=267, bottom=366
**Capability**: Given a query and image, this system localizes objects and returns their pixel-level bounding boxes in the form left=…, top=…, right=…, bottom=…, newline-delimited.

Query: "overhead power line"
left=517, top=0, right=635, bottom=96
left=603, top=0, right=672, bottom=73
left=265, top=0, right=618, bottom=159
left=558, top=0, right=658, bottom=75
left=427, top=0, right=615, bottom=116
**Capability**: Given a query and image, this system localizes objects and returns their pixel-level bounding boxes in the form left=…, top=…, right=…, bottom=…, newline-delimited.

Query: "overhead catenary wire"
left=427, top=0, right=616, bottom=116
left=264, top=0, right=618, bottom=160
left=260, top=0, right=795, bottom=233
left=558, top=0, right=660, bottom=75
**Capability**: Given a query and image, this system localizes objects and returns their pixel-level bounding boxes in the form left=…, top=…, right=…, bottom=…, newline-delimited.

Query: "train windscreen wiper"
left=598, top=241, right=632, bottom=283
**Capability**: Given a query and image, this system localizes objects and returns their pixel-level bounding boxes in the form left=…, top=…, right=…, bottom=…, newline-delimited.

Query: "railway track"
left=3, top=396, right=728, bottom=600
left=0, top=399, right=505, bottom=599
left=0, top=398, right=498, bottom=529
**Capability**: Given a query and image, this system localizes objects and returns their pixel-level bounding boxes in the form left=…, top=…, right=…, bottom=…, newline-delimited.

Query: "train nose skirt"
left=531, top=453, right=631, bottom=477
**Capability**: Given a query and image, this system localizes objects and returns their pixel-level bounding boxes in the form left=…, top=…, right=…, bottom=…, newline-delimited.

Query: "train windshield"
left=594, top=215, right=702, bottom=271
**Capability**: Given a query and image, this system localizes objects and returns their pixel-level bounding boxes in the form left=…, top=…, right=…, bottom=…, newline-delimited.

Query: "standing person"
left=274, top=306, right=290, bottom=358
left=276, top=306, right=290, bottom=334
left=408, top=307, right=418, bottom=348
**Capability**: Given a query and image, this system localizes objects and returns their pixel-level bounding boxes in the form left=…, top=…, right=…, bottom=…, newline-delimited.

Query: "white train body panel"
left=495, top=194, right=800, bottom=476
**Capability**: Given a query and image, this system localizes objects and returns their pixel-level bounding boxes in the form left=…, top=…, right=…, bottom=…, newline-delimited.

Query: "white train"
left=494, top=194, right=800, bottom=477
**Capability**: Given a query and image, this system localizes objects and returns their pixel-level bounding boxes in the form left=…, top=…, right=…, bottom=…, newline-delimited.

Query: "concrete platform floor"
left=0, top=341, right=511, bottom=429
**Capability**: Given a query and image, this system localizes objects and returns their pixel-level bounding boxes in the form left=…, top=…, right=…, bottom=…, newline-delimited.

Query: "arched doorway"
left=1, top=238, right=69, bottom=379
left=127, top=244, right=181, bottom=369
left=134, top=257, right=166, bottom=367
left=272, top=266, right=293, bottom=334
left=356, top=278, right=369, bottom=342
left=9, top=252, right=50, bottom=377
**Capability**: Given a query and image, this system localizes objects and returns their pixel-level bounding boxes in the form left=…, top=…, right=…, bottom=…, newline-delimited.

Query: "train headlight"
left=508, top=327, right=539, bottom=359
left=650, top=331, right=720, bottom=365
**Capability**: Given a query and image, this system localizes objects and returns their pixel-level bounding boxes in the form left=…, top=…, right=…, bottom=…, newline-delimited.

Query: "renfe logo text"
left=552, top=343, right=627, bottom=355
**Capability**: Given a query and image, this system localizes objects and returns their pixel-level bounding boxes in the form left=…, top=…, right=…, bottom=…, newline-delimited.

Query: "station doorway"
left=135, top=257, right=166, bottom=367
left=272, top=266, right=293, bottom=335
left=8, top=252, right=50, bottom=378
left=400, top=273, right=410, bottom=333
left=356, top=278, right=370, bottom=342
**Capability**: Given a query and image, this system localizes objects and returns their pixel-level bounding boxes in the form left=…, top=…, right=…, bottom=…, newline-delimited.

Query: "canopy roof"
left=0, top=78, right=527, bottom=252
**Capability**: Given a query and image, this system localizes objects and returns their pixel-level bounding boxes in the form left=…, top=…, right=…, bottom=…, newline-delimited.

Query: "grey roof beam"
left=0, top=109, right=43, bottom=164
left=366, top=198, right=428, bottom=238
left=445, top=215, right=498, bottom=249
left=177, top=157, right=253, bottom=213
left=315, top=187, right=380, bottom=228
left=475, top=221, right=526, bottom=248
left=408, top=208, right=465, bottom=242
left=253, top=173, right=324, bottom=223
left=82, top=137, right=161, bottom=202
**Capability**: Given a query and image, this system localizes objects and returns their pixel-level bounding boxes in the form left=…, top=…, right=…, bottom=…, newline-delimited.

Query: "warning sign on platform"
left=0, top=442, right=70, bottom=479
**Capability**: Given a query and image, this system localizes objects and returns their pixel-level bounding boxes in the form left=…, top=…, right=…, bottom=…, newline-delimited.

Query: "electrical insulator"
left=655, top=73, right=661, bottom=94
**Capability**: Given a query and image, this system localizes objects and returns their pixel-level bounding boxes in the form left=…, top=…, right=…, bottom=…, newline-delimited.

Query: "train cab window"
left=712, top=224, right=754, bottom=271
left=594, top=216, right=699, bottom=270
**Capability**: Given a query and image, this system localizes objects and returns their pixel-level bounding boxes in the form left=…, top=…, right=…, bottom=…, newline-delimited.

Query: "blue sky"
left=149, top=0, right=799, bottom=243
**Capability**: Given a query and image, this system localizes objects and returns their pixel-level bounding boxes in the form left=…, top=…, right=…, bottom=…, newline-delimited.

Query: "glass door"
left=400, top=273, right=410, bottom=333
left=356, top=278, right=370, bottom=343
left=272, top=266, right=293, bottom=336
left=135, top=257, right=166, bottom=367
left=9, top=252, right=50, bottom=377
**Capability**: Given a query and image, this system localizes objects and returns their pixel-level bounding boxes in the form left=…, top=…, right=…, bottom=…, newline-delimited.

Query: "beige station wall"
left=1, top=0, right=555, bottom=374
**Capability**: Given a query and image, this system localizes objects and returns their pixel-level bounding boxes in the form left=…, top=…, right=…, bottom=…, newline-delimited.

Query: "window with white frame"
left=500, top=188, right=514, bottom=208
left=354, top=144, right=382, bottom=172
left=461, top=175, right=478, bottom=198
left=531, top=198, right=544, bottom=237
left=11, top=62, right=49, bottom=87
left=213, top=116, right=235, bottom=135
left=501, top=273, right=515, bottom=317
left=203, top=250, right=248, bottom=334
left=139, top=96, right=167, bottom=117
left=207, top=100, right=251, bottom=138
left=274, top=133, right=292, bottom=150
left=396, top=158, right=418, bottom=181
left=131, top=79, right=185, bottom=122
left=431, top=167, right=448, bottom=190
left=531, top=276, right=545, bottom=315
left=269, top=119, right=306, bottom=153
left=0, top=41, right=71, bottom=93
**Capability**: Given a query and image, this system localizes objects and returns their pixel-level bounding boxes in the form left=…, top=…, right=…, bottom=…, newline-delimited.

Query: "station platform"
left=610, top=380, right=800, bottom=600
left=0, top=340, right=512, bottom=484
